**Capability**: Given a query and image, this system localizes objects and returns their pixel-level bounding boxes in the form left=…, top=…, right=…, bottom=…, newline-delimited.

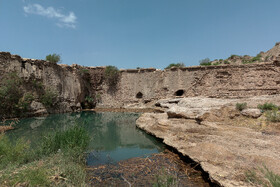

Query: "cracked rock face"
left=136, top=97, right=280, bottom=187
left=0, top=52, right=105, bottom=117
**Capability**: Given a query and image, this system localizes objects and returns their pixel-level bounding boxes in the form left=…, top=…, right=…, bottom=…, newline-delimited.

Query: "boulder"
left=30, top=101, right=47, bottom=115
left=241, top=108, right=262, bottom=118
left=167, top=106, right=199, bottom=119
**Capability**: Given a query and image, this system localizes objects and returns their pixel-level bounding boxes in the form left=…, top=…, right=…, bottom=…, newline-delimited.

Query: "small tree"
left=40, top=89, right=58, bottom=108
left=104, top=66, right=120, bottom=93
left=46, top=54, right=61, bottom=64
left=199, top=58, right=211, bottom=66
left=165, top=63, right=185, bottom=69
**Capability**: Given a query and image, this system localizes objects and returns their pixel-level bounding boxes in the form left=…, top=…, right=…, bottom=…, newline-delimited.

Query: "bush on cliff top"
left=199, top=58, right=211, bottom=66
left=242, top=54, right=262, bottom=64
left=165, top=63, right=185, bottom=69
left=45, top=53, right=61, bottom=64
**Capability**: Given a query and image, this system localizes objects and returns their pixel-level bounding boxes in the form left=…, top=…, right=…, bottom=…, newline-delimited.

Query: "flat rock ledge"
left=136, top=97, right=280, bottom=187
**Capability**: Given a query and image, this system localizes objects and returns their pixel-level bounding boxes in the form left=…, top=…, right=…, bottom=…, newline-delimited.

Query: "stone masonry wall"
left=98, top=62, right=280, bottom=108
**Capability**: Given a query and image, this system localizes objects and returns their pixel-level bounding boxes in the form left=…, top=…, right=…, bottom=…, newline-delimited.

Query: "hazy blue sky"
left=1, top=0, right=280, bottom=69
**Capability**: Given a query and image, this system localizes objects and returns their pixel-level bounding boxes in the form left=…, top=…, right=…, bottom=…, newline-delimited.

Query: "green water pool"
left=6, top=112, right=165, bottom=165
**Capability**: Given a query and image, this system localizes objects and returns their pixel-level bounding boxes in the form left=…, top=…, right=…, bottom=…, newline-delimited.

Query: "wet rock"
left=30, top=101, right=47, bottom=115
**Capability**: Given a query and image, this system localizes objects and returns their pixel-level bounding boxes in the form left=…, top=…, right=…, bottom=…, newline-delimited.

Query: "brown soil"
left=86, top=150, right=211, bottom=187
left=0, top=126, right=14, bottom=133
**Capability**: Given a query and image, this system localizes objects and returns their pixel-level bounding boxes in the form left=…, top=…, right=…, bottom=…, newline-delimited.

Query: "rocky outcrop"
left=0, top=52, right=104, bottom=117
left=241, top=109, right=262, bottom=118
left=136, top=96, right=280, bottom=187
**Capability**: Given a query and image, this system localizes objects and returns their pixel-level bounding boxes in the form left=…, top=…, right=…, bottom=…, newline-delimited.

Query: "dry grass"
left=0, top=126, right=14, bottom=133
left=86, top=150, right=210, bottom=187
left=0, top=118, right=18, bottom=133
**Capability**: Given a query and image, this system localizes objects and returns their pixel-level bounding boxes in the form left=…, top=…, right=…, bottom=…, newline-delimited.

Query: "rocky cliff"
left=0, top=52, right=104, bottom=118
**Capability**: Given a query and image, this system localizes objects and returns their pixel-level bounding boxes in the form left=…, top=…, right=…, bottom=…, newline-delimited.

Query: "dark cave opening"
left=175, top=89, right=185, bottom=96
left=136, top=92, right=143, bottom=99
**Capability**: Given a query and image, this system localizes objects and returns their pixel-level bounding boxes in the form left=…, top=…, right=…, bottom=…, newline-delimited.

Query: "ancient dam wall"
left=1, top=52, right=280, bottom=114
left=99, top=62, right=280, bottom=108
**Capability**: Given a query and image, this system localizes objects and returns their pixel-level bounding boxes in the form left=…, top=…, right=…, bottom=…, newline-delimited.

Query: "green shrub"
left=104, top=66, right=120, bottom=91
left=257, top=102, right=278, bottom=111
left=200, top=62, right=212, bottom=66
left=85, top=96, right=94, bottom=103
left=79, top=68, right=89, bottom=75
left=199, top=58, right=211, bottom=66
left=18, top=92, right=34, bottom=111
left=261, top=165, right=280, bottom=187
left=152, top=168, right=178, bottom=187
left=84, top=96, right=95, bottom=109
left=40, top=89, right=57, bottom=108
left=245, top=170, right=263, bottom=185
left=0, top=72, right=33, bottom=117
left=236, top=102, right=247, bottom=111
left=9, top=167, right=51, bottom=186
left=224, top=60, right=230, bottom=64
left=45, top=53, right=61, bottom=64
left=0, top=134, right=30, bottom=169
left=243, top=54, right=262, bottom=64
left=245, top=166, right=280, bottom=187
left=32, top=80, right=44, bottom=90
left=40, top=125, right=90, bottom=156
left=0, top=125, right=90, bottom=186
left=165, top=63, right=185, bottom=69
left=265, top=109, right=280, bottom=122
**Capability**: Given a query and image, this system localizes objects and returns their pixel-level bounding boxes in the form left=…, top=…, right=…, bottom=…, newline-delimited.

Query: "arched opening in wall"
left=136, top=92, right=143, bottom=99
left=175, top=89, right=185, bottom=96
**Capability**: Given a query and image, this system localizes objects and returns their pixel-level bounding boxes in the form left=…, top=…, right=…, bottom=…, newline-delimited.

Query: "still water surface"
left=7, top=112, right=165, bottom=165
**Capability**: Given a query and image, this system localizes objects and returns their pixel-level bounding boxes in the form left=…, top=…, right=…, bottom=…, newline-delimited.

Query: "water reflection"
left=7, top=112, right=165, bottom=165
